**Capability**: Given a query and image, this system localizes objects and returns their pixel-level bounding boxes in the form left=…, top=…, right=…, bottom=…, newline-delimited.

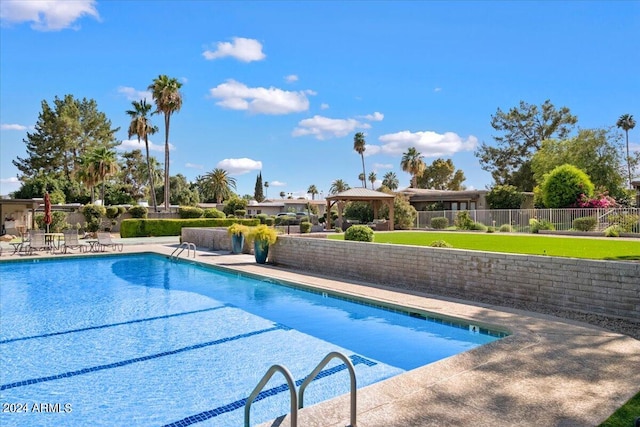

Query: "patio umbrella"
left=43, top=192, right=52, bottom=233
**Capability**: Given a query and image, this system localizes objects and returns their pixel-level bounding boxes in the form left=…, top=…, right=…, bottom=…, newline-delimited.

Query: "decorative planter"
left=254, top=240, right=269, bottom=264
left=231, top=233, right=245, bottom=254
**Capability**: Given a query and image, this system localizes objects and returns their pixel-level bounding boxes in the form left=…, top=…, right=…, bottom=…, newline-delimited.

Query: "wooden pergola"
left=325, top=188, right=396, bottom=231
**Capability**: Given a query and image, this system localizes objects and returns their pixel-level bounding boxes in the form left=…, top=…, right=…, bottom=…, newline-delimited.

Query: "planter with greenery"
left=248, top=225, right=278, bottom=264
left=227, top=223, right=249, bottom=254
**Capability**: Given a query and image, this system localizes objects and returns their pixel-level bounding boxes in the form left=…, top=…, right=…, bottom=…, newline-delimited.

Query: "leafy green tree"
left=353, top=132, right=367, bottom=188
left=343, top=201, right=374, bottom=223
left=11, top=173, right=67, bottom=202
left=148, top=75, right=183, bottom=211
left=486, top=184, right=525, bottom=209
left=156, top=174, right=199, bottom=206
left=329, top=179, right=350, bottom=194
left=126, top=99, right=159, bottom=211
left=368, top=172, right=377, bottom=190
left=197, top=168, right=237, bottom=203
left=119, top=150, right=150, bottom=202
left=378, top=188, right=417, bottom=229
left=541, top=164, right=594, bottom=208
left=531, top=128, right=627, bottom=201
left=381, top=171, right=399, bottom=191
left=223, top=195, right=248, bottom=216
left=616, top=114, right=637, bottom=188
left=254, top=172, right=265, bottom=202
left=475, top=100, right=578, bottom=191
left=307, top=184, right=318, bottom=200
left=417, top=158, right=465, bottom=190
left=401, top=147, right=425, bottom=188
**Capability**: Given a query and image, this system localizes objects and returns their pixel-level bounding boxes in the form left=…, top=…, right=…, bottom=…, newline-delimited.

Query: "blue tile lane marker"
left=162, top=354, right=377, bottom=427
left=0, top=324, right=287, bottom=391
left=0, top=305, right=231, bottom=345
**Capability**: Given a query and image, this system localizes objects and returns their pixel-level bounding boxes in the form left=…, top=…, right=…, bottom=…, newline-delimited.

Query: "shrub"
left=486, top=184, right=525, bottom=209
left=572, top=216, right=597, bottom=232
left=300, top=221, right=312, bottom=233
left=203, top=208, right=225, bottom=218
left=607, top=213, right=640, bottom=232
left=604, top=225, right=623, bottom=237
left=178, top=206, right=204, bottom=218
left=541, top=164, right=594, bottom=208
left=35, top=211, right=68, bottom=232
left=430, top=217, right=449, bottom=229
left=529, top=218, right=555, bottom=233
left=499, top=224, right=513, bottom=233
left=128, top=205, right=148, bottom=218
left=222, top=196, right=247, bottom=216
left=105, top=206, right=120, bottom=219
left=334, top=227, right=343, bottom=233
left=234, top=209, right=246, bottom=217
left=454, top=211, right=474, bottom=230
left=120, top=218, right=259, bottom=237
left=265, top=217, right=275, bottom=226
left=470, top=222, right=487, bottom=231
left=430, top=240, right=452, bottom=248
left=256, top=213, right=268, bottom=224
left=486, top=226, right=496, bottom=233
left=82, top=204, right=106, bottom=222
left=344, top=225, right=374, bottom=242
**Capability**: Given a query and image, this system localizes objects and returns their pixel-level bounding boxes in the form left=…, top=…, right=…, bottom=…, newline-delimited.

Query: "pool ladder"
left=244, top=351, right=357, bottom=427
left=170, top=242, right=196, bottom=260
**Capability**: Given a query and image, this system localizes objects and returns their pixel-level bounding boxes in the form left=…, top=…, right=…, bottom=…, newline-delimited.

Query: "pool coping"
left=2, top=243, right=639, bottom=426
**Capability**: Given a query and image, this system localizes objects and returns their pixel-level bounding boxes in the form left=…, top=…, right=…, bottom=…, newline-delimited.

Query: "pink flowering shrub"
left=574, top=191, right=616, bottom=208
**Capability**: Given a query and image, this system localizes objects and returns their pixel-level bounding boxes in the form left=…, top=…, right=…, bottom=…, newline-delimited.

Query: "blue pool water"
left=0, top=254, right=504, bottom=426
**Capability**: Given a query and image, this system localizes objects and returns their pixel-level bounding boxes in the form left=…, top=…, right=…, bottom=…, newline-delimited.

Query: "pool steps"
left=245, top=351, right=357, bottom=427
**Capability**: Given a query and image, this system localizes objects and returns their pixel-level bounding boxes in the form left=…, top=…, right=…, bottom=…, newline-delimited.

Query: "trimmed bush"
left=120, top=218, right=260, bottom=237
left=573, top=216, right=597, bottom=232
left=203, top=208, right=225, bottom=218
left=234, top=209, right=246, bottom=217
left=607, top=213, right=640, bottom=232
left=300, top=221, right=312, bottom=233
left=178, top=206, right=204, bottom=219
left=454, top=211, right=474, bottom=230
left=256, top=213, right=268, bottom=224
left=604, top=224, right=623, bottom=237
left=470, top=222, right=487, bottom=231
left=499, top=224, right=513, bottom=233
left=430, top=217, right=449, bottom=229
left=541, top=164, right=594, bottom=208
left=486, top=226, right=496, bottom=233
left=128, top=205, right=148, bottom=218
left=265, top=217, right=275, bottom=226
left=430, top=240, right=452, bottom=248
left=529, top=218, right=555, bottom=233
left=105, top=206, right=120, bottom=219
left=344, top=225, right=374, bottom=242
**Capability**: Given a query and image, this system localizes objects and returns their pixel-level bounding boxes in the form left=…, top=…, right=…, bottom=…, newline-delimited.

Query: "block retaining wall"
left=269, top=235, right=640, bottom=321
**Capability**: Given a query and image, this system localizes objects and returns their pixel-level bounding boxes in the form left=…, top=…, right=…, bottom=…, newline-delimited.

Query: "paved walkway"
left=1, top=239, right=639, bottom=426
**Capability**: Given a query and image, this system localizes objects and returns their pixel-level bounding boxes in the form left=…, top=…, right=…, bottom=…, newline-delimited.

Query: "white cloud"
left=320, top=103, right=330, bottom=110
left=118, top=139, right=168, bottom=153
left=269, top=180, right=287, bottom=187
left=358, top=112, right=384, bottom=122
left=216, top=158, right=262, bottom=175
left=209, top=79, right=312, bottom=115
left=118, top=86, right=152, bottom=101
left=285, top=74, right=298, bottom=83
left=0, top=176, right=19, bottom=184
left=378, top=130, right=478, bottom=156
left=0, top=0, right=99, bottom=31
left=372, top=163, right=394, bottom=170
left=202, top=37, right=266, bottom=62
left=185, top=163, right=203, bottom=170
left=1, top=123, right=27, bottom=131
left=363, top=145, right=382, bottom=157
left=292, top=115, right=371, bottom=140
left=434, top=87, right=442, bottom=92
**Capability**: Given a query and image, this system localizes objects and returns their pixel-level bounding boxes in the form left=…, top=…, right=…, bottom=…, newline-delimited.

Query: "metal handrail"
left=299, top=351, right=357, bottom=427
left=170, top=242, right=196, bottom=260
left=244, top=364, right=298, bottom=427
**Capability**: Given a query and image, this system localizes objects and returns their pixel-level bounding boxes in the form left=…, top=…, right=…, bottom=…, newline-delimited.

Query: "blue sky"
left=1, top=1, right=638, bottom=198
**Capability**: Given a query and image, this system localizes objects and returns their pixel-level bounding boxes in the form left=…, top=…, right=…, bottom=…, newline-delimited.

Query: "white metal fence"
left=415, top=208, right=640, bottom=233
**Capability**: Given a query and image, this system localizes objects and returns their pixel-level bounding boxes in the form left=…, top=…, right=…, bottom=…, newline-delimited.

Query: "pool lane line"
left=162, top=354, right=377, bottom=427
left=0, top=305, right=230, bottom=345
left=0, top=324, right=288, bottom=391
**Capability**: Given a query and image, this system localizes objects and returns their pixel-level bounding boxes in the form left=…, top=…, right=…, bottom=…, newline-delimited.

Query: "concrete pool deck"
left=2, top=241, right=639, bottom=426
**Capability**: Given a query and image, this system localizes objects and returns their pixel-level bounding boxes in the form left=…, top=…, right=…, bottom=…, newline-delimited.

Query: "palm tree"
left=307, top=184, right=318, bottom=200
left=358, top=173, right=365, bottom=184
left=616, top=114, right=637, bottom=188
left=382, top=171, right=399, bottom=191
left=401, top=147, right=425, bottom=188
left=353, top=132, right=367, bottom=188
left=368, top=172, right=377, bottom=190
left=126, top=99, right=159, bottom=211
left=86, top=146, right=120, bottom=204
left=148, top=75, right=183, bottom=210
left=202, top=168, right=236, bottom=204
left=75, top=155, right=98, bottom=203
left=329, top=179, right=350, bottom=194
left=264, top=181, right=269, bottom=199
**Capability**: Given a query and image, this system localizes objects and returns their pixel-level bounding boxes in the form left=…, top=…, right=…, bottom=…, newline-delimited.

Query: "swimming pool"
left=0, top=254, right=505, bottom=426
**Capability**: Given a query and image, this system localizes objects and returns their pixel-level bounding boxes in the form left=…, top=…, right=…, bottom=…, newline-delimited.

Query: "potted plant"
left=248, top=224, right=278, bottom=264
left=227, top=223, right=249, bottom=254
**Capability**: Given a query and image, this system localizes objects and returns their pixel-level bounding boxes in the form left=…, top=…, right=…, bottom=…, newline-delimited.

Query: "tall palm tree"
left=307, top=184, right=318, bottom=200
left=382, top=171, right=399, bottom=191
left=75, top=155, right=98, bottom=203
left=148, top=75, right=183, bottom=210
left=368, top=172, right=377, bottom=190
left=126, top=99, right=159, bottom=211
left=401, top=147, right=425, bottom=188
left=616, top=114, right=637, bottom=188
left=353, top=132, right=367, bottom=188
left=86, top=146, right=120, bottom=204
left=203, top=168, right=236, bottom=204
left=358, top=173, right=365, bottom=184
left=264, top=181, right=269, bottom=199
left=329, top=179, right=350, bottom=194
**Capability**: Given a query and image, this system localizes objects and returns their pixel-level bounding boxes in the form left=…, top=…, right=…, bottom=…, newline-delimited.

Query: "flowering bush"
left=575, top=191, right=616, bottom=208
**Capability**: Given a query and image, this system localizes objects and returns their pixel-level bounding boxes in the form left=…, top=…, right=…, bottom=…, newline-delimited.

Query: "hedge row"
left=120, top=218, right=260, bottom=238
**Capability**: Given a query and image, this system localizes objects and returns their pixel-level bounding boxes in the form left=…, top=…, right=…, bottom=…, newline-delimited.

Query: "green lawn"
left=329, top=231, right=640, bottom=260
left=599, top=390, right=640, bottom=427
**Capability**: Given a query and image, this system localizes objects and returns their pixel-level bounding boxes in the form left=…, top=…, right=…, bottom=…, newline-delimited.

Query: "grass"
left=329, top=231, right=640, bottom=260
left=599, top=390, right=640, bottom=427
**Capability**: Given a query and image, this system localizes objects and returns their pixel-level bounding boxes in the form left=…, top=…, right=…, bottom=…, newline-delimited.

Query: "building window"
left=470, top=201, right=476, bottom=210
left=460, top=202, right=467, bottom=211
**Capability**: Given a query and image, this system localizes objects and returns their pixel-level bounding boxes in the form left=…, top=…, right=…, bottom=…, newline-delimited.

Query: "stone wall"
left=269, top=235, right=640, bottom=321
left=181, top=227, right=251, bottom=253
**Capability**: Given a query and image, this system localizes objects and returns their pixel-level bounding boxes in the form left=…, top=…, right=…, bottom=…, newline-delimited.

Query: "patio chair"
left=26, top=230, right=53, bottom=254
left=61, top=230, right=88, bottom=254
left=97, top=232, right=123, bottom=252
